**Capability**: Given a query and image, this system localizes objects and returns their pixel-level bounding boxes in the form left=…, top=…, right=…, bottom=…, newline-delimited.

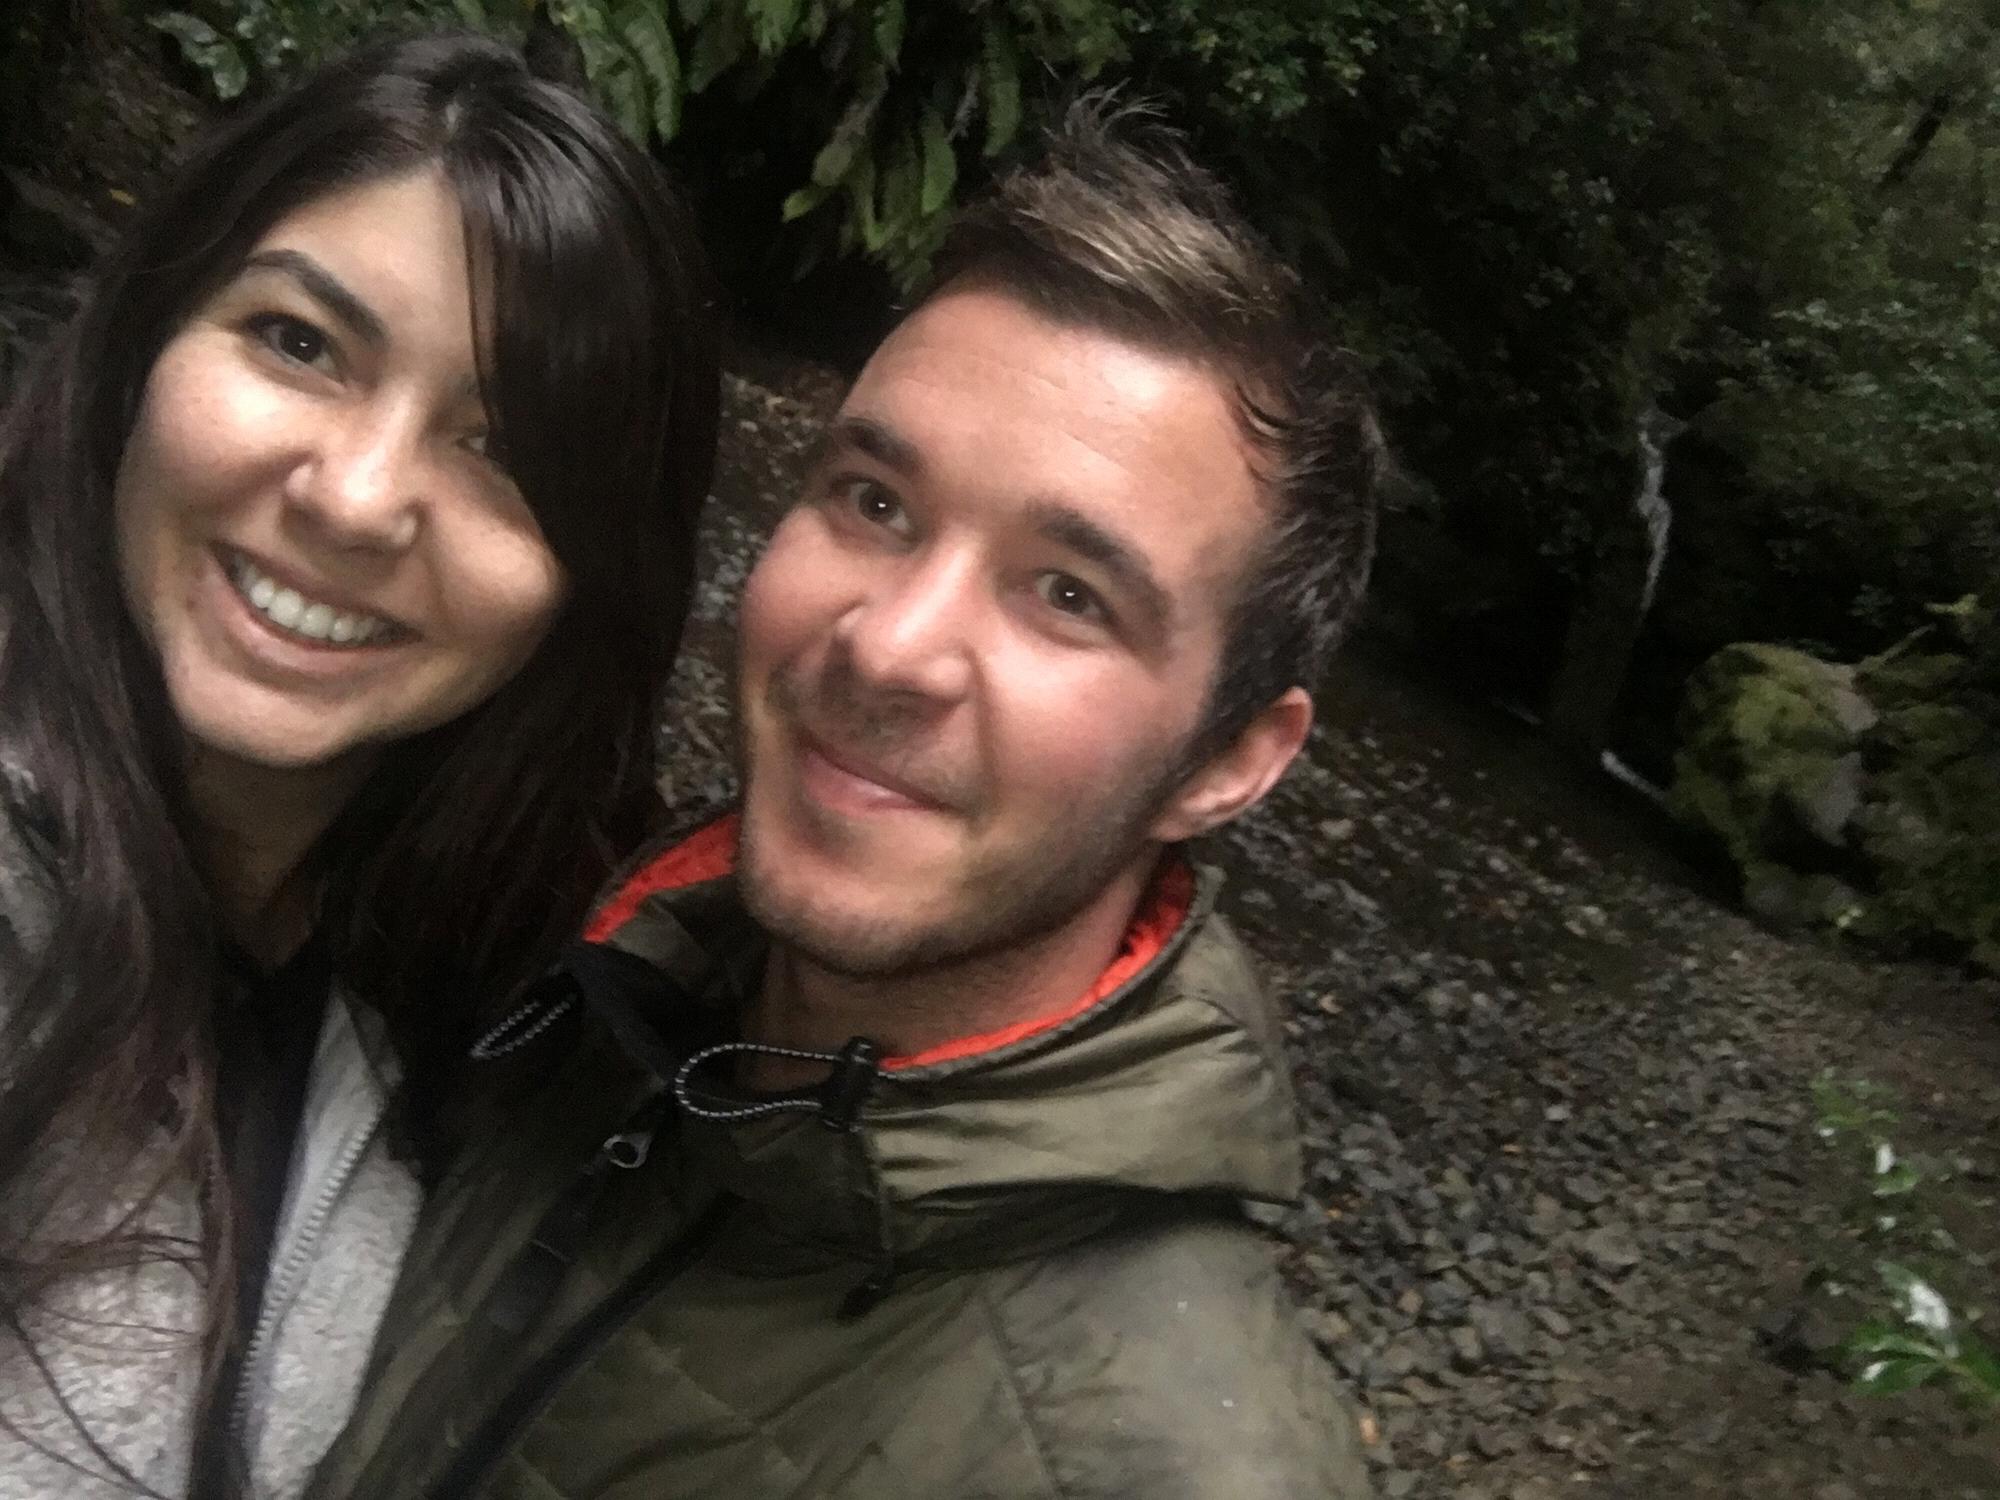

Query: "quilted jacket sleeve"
left=975, top=1216, right=1375, bottom=1500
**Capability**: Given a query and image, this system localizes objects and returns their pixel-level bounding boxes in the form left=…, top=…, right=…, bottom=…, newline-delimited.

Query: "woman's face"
left=113, top=167, right=566, bottom=777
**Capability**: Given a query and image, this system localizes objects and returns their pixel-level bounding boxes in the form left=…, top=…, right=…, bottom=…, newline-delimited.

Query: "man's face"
left=734, top=287, right=1276, bottom=977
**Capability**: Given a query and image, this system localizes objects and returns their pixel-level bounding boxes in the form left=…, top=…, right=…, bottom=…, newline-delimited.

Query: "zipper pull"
left=484, top=1100, right=667, bottom=1335
left=602, top=1129, right=654, bottom=1170
left=817, top=1036, right=881, bottom=1132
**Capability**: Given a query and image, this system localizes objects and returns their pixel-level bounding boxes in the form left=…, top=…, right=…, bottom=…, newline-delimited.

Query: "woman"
left=0, top=31, right=718, bottom=1499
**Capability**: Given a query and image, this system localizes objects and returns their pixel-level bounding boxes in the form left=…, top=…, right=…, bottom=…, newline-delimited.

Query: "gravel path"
left=1232, top=662, right=2000, bottom=1499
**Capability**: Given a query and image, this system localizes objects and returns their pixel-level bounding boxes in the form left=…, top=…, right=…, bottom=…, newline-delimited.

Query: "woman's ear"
left=1149, top=687, right=1313, bottom=843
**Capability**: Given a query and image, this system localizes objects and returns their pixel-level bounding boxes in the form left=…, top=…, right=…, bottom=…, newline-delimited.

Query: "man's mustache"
left=768, top=660, right=978, bottom=813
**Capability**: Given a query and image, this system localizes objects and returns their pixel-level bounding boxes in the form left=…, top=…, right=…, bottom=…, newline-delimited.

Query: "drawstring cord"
left=672, top=1036, right=896, bottom=1315
left=473, top=985, right=894, bottom=1330
left=673, top=1036, right=882, bottom=1131
left=469, top=988, right=576, bottom=1059
left=470, top=943, right=679, bottom=1064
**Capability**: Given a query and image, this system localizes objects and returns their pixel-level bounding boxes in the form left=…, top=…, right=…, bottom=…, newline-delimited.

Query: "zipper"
left=424, top=1192, right=736, bottom=1499
left=482, top=1107, right=667, bottom=1336
left=229, top=1103, right=385, bottom=1459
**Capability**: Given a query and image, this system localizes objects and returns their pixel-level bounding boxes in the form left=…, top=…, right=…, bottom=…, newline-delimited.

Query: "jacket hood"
left=578, top=816, right=1307, bottom=1270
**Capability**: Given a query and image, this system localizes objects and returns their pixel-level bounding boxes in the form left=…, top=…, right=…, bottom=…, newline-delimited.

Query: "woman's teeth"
left=227, top=554, right=395, bottom=646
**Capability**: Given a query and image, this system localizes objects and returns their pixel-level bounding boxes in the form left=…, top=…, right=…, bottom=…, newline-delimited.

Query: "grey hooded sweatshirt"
left=0, top=762, right=421, bottom=1499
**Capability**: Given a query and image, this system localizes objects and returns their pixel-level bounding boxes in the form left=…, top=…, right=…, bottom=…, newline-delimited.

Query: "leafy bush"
left=151, top=0, right=1121, bottom=289
left=150, top=0, right=494, bottom=102
left=1707, top=274, right=2000, bottom=637
left=1811, top=1073, right=2000, bottom=1415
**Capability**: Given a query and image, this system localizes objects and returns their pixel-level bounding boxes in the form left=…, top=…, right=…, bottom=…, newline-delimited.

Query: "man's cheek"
left=1004, top=709, right=1114, bottom=795
left=744, top=543, right=843, bottom=659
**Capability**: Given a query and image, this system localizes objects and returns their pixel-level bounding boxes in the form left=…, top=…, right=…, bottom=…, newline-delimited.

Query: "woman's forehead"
left=226, top=169, right=489, bottom=381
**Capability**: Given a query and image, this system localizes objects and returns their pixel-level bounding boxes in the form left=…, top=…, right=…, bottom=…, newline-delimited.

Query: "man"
left=308, top=100, right=1378, bottom=1500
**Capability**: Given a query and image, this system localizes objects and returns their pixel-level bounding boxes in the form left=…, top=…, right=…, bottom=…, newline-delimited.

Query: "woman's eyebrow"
left=239, top=248, right=387, bottom=349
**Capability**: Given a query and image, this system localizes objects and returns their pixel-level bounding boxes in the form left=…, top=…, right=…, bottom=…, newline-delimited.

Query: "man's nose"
left=284, top=405, right=427, bottom=553
left=831, top=550, right=979, bottom=704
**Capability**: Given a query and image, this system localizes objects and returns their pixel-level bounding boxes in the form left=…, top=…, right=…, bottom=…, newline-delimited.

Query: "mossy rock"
left=1855, top=704, right=2000, bottom=968
left=1670, top=643, right=1876, bottom=869
left=1673, top=620, right=2000, bottom=974
left=1855, top=645, right=1969, bottom=706
left=1740, top=861, right=1868, bottom=934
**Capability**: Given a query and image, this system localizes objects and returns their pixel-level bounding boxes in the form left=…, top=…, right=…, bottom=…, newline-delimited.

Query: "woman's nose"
left=284, top=406, right=426, bottom=552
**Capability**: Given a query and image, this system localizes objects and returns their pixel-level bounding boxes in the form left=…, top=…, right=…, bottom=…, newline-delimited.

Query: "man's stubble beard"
left=734, top=659, right=1193, bottom=982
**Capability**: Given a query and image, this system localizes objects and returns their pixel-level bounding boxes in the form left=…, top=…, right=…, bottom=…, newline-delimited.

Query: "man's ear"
left=1150, top=687, right=1314, bottom=843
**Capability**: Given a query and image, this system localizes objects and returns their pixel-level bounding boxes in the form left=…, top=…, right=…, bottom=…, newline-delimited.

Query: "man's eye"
left=1034, top=571, right=1107, bottom=622
left=250, top=314, right=335, bottom=372
left=837, top=477, right=911, bottom=535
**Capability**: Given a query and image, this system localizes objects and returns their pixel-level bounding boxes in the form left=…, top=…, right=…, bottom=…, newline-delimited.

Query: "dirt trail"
left=1242, top=649, right=2000, bottom=1499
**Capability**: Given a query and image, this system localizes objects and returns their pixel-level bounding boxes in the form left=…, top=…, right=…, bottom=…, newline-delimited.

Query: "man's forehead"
left=832, top=290, right=1270, bottom=610
left=842, top=291, right=1256, bottom=492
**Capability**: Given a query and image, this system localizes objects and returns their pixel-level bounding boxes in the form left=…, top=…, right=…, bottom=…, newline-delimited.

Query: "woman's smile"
left=220, top=547, right=409, bottom=648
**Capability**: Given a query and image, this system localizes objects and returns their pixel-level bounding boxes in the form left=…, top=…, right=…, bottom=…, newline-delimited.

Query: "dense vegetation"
left=3, top=0, right=1996, bottom=966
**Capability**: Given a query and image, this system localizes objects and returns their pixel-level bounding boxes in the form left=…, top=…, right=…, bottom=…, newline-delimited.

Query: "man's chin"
left=740, top=806, right=914, bottom=965
left=740, top=882, right=939, bottom=980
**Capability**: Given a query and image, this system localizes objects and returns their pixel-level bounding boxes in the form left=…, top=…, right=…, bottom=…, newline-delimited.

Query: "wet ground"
left=1244, top=651, right=2000, bottom=1499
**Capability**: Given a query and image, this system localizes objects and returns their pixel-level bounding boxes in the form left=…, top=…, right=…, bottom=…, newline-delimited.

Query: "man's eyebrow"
left=239, top=249, right=388, bottom=349
left=1026, top=499, right=1173, bottom=632
left=828, top=414, right=924, bottom=478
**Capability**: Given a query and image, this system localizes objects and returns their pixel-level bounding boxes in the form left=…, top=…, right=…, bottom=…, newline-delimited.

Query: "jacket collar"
left=578, top=815, right=1306, bottom=1268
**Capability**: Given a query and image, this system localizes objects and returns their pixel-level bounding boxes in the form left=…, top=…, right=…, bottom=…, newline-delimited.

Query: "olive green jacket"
left=308, top=816, right=1370, bottom=1500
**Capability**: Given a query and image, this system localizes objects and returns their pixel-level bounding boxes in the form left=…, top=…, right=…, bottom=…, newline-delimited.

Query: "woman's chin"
left=171, top=696, right=383, bottom=781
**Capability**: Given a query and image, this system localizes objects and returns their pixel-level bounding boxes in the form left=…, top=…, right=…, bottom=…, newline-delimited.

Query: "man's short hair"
left=913, top=95, right=1381, bottom=764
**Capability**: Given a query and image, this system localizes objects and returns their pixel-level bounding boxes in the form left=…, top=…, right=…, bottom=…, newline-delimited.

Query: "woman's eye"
left=251, top=314, right=335, bottom=372
left=1034, top=571, right=1107, bottom=622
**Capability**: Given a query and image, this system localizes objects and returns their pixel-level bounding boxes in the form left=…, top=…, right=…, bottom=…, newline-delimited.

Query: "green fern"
left=150, top=11, right=250, bottom=100
left=154, top=0, right=1124, bottom=286
left=743, top=0, right=804, bottom=56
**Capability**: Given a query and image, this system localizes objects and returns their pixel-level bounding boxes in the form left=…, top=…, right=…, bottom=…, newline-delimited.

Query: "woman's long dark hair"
left=0, top=30, right=719, bottom=1382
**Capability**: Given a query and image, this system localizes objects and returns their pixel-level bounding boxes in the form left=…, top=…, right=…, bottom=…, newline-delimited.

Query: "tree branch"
left=1879, top=92, right=1954, bottom=193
